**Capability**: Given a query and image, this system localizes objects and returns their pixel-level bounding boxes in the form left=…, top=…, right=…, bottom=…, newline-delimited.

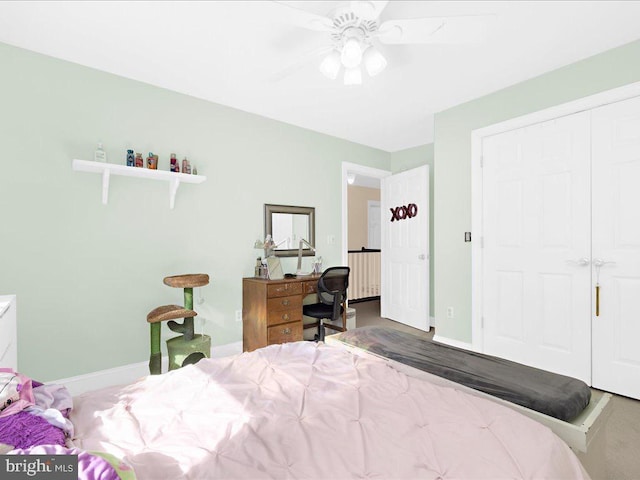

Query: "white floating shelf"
left=72, top=159, right=207, bottom=209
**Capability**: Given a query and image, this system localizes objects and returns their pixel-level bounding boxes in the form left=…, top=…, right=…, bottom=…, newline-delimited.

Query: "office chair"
left=302, top=266, right=350, bottom=342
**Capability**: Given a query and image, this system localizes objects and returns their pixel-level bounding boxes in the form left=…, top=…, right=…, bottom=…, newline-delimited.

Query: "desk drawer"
left=304, top=282, right=318, bottom=294
left=267, top=308, right=302, bottom=326
left=267, top=295, right=301, bottom=312
left=268, top=322, right=303, bottom=345
left=268, top=283, right=302, bottom=297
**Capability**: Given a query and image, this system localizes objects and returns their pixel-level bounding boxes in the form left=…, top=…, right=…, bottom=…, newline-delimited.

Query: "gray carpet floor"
left=353, top=299, right=640, bottom=480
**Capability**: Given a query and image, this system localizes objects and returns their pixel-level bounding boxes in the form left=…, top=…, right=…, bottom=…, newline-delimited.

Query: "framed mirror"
left=264, top=204, right=315, bottom=257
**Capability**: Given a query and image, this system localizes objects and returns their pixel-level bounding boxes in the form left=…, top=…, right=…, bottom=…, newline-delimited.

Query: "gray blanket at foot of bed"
left=333, top=326, right=591, bottom=422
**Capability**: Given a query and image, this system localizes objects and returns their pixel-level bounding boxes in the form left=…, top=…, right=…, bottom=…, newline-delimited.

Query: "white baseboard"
left=432, top=334, right=474, bottom=352
left=54, top=341, right=243, bottom=396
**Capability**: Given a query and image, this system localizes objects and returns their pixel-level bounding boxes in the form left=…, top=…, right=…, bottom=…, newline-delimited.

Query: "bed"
left=326, top=327, right=612, bottom=479
left=70, top=340, right=589, bottom=479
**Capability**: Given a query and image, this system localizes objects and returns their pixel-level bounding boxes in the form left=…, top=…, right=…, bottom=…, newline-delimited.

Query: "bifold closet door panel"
left=481, top=111, right=591, bottom=383
left=591, top=95, right=640, bottom=400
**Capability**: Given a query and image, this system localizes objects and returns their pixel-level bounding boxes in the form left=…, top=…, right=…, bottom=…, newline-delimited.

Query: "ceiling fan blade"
left=268, top=45, right=335, bottom=82
left=271, top=1, right=334, bottom=32
left=377, top=15, right=491, bottom=45
left=350, top=1, right=389, bottom=20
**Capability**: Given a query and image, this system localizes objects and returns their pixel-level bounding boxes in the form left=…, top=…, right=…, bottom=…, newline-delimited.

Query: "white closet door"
left=592, top=96, right=640, bottom=399
left=482, top=112, right=591, bottom=382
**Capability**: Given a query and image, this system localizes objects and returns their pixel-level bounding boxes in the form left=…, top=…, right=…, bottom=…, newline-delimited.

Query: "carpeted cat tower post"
left=146, top=273, right=211, bottom=375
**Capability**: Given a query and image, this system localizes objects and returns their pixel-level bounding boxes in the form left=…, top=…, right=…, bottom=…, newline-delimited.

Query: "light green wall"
left=0, top=43, right=389, bottom=381
left=434, top=39, right=640, bottom=343
left=390, top=144, right=434, bottom=317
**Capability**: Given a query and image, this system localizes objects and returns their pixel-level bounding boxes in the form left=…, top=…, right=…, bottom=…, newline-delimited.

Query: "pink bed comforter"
left=71, top=341, right=589, bottom=479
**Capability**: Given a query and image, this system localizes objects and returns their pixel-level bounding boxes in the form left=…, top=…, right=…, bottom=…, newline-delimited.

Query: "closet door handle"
left=593, top=258, right=616, bottom=267
left=592, top=259, right=615, bottom=317
left=566, top=257, right=590, bottom=266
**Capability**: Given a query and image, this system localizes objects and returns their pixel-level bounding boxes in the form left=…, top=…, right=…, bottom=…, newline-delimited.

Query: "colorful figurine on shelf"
left=135, top=152, right=144, bottom=168
left=126, top=149, right=135, bottom=167
left=182, top=157, right=191, bottom=174
left=170, top=153, right=178, bottom=172
left=147, top=152, right=158, bottom=170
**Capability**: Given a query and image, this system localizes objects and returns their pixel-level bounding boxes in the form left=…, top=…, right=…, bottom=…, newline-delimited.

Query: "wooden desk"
left=242, top=275, right=320, bottom=352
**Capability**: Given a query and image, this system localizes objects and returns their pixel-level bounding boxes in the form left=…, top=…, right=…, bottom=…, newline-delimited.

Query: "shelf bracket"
left=101, top=168, right=111, bottom=205
left=169, top=178, right=180, bottom=209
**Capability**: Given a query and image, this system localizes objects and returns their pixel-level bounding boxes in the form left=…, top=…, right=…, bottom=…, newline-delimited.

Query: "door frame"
left=471, top=81, right=640, bottom=353
left=341, top=162, right=391, bottom=267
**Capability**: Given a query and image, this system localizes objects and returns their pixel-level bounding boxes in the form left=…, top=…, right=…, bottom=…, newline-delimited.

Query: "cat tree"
left=146, top=273, right=211, bottom=375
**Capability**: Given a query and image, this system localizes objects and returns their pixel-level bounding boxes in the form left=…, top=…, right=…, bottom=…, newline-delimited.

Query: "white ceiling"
left=1, top=1, right=639, bottom=152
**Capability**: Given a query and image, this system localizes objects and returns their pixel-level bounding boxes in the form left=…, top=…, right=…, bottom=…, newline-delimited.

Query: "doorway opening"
left=342, top=163, right=387, bottom=322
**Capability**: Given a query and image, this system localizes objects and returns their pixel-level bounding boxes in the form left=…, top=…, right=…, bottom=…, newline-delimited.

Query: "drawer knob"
left=282, top=328, right=291, bottom=335
left=282, top=314, right=290, bottom=321
left=282, top=299, right=290, bottom=306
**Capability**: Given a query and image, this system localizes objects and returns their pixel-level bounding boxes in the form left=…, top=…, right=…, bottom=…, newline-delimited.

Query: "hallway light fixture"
left=347, top=173, right=356, bottom=184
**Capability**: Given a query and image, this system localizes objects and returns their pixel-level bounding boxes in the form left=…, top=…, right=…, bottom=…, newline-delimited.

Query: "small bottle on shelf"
left=170, top=153, right=178, bottom=172
left=94, top=143, right=107, bottom=163
left=147, top=152, right=158, bottom=169
left=135, top=152, right=144, bottom=168
left=126, top=149, right=135, bottom=167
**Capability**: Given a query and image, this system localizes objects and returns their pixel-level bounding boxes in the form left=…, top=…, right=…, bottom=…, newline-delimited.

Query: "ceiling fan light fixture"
left=344, top=66, right=362, bottom=86
left=341, top=37, right=363, bottom=69
left=363, top=46, right=387, bottom=77
left=319, top=50, right=341, bottom=80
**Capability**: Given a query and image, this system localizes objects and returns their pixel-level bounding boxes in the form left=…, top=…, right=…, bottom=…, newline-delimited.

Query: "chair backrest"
left=317, top=266, right=350, bottom=307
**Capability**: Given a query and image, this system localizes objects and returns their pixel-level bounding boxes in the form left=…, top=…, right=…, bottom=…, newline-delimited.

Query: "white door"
left=482, top=112, right=592, bottom=382
left=381, top=165, right=429, bottom=331
left=368, top=200, right=381, bottom=249
left=592, top=96, right=640, bottom=399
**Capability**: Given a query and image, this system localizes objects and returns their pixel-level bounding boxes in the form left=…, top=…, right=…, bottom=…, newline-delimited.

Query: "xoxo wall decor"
left=390, top=203, right=418, bottom=222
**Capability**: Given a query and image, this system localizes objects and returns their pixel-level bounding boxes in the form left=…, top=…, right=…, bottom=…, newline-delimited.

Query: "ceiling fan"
left=273, top=1, right=489, bottom=85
